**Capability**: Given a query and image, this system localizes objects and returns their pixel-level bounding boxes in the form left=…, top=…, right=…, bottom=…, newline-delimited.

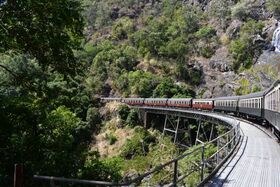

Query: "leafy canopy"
left=0, top=0, right=84, bottom=74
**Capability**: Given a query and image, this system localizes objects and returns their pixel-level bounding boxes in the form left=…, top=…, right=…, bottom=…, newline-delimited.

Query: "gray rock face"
left=209, top=47, right=233, bottom=72
left=226, top=20, right=242, bottom=39
left=196, top=51, right=237, bottom=98
left=262, top=19, right=278, bottom=40
left=257, top=50, right=280, bottom=65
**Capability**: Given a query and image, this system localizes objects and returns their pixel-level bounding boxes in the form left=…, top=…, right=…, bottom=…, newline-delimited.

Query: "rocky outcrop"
left=209, top=47, right=233, bottom=72
left=226, top=20, right=242, bottom=39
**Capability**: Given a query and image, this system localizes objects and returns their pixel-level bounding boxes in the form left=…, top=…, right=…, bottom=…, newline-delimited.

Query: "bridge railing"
left=34, top=122, right=241, bottom=187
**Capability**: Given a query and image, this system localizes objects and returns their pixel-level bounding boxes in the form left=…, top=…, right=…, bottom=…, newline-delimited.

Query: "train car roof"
left=239, top=90, right=266, bottom=99
left=213, top=96, right=240, bottom=101
left=168, top=98, right=192, bottom=101
left=123, top=98, right=145, bottom=100
left=193, top=98, right=214, bottom=101
left=264, top=79, right=280, bottom=95
left=145, top=98, right=168, bottom=100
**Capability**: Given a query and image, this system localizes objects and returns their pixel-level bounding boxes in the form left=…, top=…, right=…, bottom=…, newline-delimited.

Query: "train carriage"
left=167, top=98, right=192, bottom=108
left=144, top=98, right=168, bottom=107
left=122, top=98, right=145, bottom=106
left=192, top=99, right=214, bottom=110
left=238, top=91, right=265, bottom=118
left=264, top=80, right=280, bottom=132
left=214, top=96, right=239, bottom=114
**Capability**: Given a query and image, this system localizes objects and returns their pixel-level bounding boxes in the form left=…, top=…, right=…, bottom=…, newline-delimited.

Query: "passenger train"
left=101, top=80, right=280, bottom=138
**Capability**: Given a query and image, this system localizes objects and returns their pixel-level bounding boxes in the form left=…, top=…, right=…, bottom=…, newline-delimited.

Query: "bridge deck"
left=208, top=118, right=280, bottom=187
left=140, top=107, right=280, bottom=186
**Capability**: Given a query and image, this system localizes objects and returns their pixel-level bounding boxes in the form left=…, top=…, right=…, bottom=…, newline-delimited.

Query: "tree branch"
left=0, top=63, right=18, bottom=78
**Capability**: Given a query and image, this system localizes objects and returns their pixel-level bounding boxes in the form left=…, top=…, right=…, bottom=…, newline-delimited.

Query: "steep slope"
left=82, top=0, right=280, bottom=98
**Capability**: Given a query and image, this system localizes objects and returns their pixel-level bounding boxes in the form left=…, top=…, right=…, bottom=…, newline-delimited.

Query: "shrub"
left=118, top=105, right=130, bottom=122
left=112, top=17, right=135, bottom=40
left=86, top=107, right=101, bottom=127
left=126, top=109, right=139, bottom=126
left=195, top=26, right=217, bottom=58
left=80, top=151, right=124, bottom=182
left=235, top=78, right=251, bottom=95
left=121, top=127, right=156, bottom=159
left=229, top=20, right=264, bottom=71
left=115, top=70, right=159, bottom=97
left=152, top=77, right=194, bottom=98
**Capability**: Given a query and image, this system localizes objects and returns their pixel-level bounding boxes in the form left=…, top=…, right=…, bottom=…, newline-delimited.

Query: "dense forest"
left=1, top=0, right=280, bottom=186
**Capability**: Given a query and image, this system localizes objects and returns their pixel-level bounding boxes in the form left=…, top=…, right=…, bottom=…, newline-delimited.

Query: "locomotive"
left=101, top=80, right=280, bottom=138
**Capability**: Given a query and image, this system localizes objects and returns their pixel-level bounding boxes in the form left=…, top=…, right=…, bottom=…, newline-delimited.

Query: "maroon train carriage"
left=144, top=98, right=168, bottom=107
left=167, top=98, right=192, bottom=108
left=122, top=98, right=145, bottom=106
left=192, top=99, right=214, bottom=110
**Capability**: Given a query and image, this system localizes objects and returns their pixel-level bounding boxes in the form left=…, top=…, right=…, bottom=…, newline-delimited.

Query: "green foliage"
left=235, top=78, right=262, bottom=95
left=267, top=0, right=280, bottom=18
left=115, top=70, right=159, bottom=97
left=132, top=6, right=199, bottom=59
left=121, top=127, right=156, bottom=159
left=229, top=20, right=264, bottom=71
left=39, top=106, right=82, bottom=175
left=118, top=104, right=130, bottom=122
left=112, top=17, right=135, bottom=40
left=126, top=109, right=139, bottom=126
left=252, top=84, right=261, bottom=93
left=86, top=41, right=138, bottom=95
left=0, top=22, right=91, bottom=186
left=122, top=131, right=179, bottom=183
left=86, top=107, right=101, bottom=133
left=80, top=151, right=124, bottom=182
left=174, top=63, right=202, bottom=85
left=153, top=77, right=194, bottom=98
left=159, top=36, right=188, bottom=59
left=195, top=26, right=216, bottom=39
left=179, top=144, right=217, bottom=186
left=195, top=26, right=217, bottom=58
left=118, top=105, right=139, bottom=126
left=0, top=0, right=84, bottom=74
left=235, top=78, right=251, bottom=95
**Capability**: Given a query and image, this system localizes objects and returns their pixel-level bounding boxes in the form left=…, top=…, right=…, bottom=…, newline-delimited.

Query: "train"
left=101, top=80, right=280, bottom=138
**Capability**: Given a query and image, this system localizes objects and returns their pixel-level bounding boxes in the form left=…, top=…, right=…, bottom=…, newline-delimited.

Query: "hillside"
left=1, top=0, right=280, bottom=186
left=82, top=0, right=280, bottom=98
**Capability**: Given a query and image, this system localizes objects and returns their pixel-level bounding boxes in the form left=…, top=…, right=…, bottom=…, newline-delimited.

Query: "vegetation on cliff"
left=1, top=0, right=280, bottom=185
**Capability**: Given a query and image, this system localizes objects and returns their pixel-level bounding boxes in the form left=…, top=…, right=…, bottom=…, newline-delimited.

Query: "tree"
left=0, top=0, right=84, bottom=74
left=115, top=70, right=159, bottom=97
left=153, top=77, right=194, bottom=98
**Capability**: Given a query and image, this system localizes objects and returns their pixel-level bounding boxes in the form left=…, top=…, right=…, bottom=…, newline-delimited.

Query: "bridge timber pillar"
left=144, top=111, right=148, bottom=128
